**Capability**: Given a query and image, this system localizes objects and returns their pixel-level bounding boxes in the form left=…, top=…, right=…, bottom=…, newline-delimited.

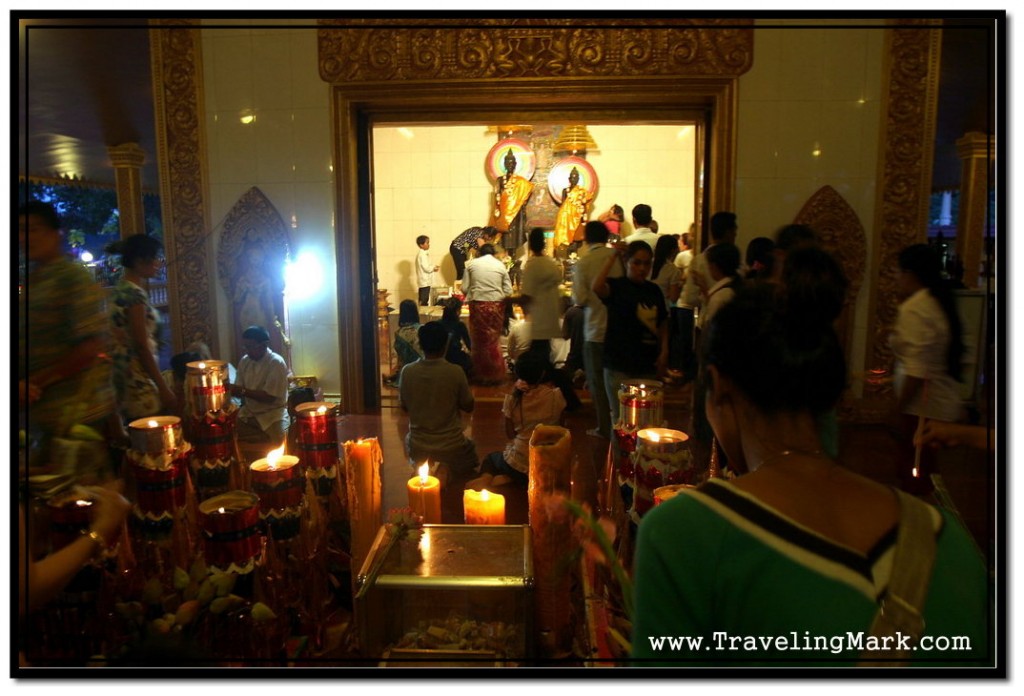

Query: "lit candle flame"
left=418, top=462, right=429, bottom=485
left=647, top=431, right=660, bottom=443
left=147, top=419, right=159, bottom=428
left=316, top=405, right=327, bottom=414
left=481, top=489, right=490, bottom=501
left=266, top=444, right=285, bottom=470
left=198, top=362, right=206, bottom=369
left=75, top=499, right=92, bottom=507
left=218, top=507, right=226, bottom=514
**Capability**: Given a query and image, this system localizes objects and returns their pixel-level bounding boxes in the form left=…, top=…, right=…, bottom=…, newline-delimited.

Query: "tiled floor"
left=345, top=375, right=995, bottom=568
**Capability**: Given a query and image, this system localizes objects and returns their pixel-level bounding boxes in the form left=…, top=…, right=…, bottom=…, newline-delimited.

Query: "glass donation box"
left=355, top=524, right=534, bottom=666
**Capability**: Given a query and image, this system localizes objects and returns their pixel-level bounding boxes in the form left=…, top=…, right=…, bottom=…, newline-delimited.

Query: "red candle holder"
left=613, top=428, right=638, bottom=480
left=199, top=491, right=261, bottom=573
left=185, top=360, right=230, bottom=417
left=250, top=455, right=304, bottom=513
left=190, top=406, right=238, bottom=461
left=47, top=492, right=95, bottom=552
left=127, top=416, right=184, bottom=456
left=127, top=447, right=189, bottom=520
left=631, top=428, right=693, bottom=520
left=294, top=402, right=340, bottom=473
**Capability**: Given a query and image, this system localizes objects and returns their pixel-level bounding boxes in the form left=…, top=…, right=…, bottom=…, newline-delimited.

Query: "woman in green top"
left=632, top=247, right=990, bottom=668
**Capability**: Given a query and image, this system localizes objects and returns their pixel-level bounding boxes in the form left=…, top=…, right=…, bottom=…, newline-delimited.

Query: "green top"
left=631, top=479, right=991, bottom=667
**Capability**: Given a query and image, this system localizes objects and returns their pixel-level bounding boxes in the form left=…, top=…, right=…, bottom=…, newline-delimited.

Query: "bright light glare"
left=80, top=251, right=94, bottom=263
left=285, top=251, right=325, bottom=301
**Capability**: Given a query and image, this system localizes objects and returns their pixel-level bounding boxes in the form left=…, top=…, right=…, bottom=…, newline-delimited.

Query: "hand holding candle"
left=463, top=488, right=505, bottom=525
left=407, top=462, right=442, bottom=524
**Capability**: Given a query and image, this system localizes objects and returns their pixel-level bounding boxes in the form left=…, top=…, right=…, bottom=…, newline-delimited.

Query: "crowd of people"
left=19, top=192, right=991, bottom=668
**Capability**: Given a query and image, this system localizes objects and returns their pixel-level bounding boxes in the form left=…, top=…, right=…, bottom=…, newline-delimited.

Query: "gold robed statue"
left=494, top=149, right=534, bottom=236
left=553, top=167, right=593, bottom=247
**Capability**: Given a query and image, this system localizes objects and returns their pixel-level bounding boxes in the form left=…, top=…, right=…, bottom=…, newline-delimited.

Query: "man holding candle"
left=399, top=321, right=478, bottom=484
left=230, top=325, right=290, bottom=446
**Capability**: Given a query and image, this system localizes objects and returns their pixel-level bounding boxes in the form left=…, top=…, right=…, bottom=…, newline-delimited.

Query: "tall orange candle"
left=463, top=488, right=505, bottom=525
left=407, top=462, right=442, bottom=524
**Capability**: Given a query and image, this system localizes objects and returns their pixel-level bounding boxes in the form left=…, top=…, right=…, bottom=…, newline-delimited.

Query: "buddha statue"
left=552, top=166, right=593, bottom=248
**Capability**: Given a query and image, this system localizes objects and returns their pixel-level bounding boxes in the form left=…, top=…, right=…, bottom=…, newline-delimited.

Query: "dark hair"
left=442, top=297, right=463, bottom=322
left=528, top=227, right=546, bottom=254
left=242, top=325, right=270, bottom=342
left=481, top=226, right=498, bottom=241
left=171, top=351, right=201, bottom=380
left=626, top=240, right=653, bottom=260
left=514, top=350, right=548, bottom=386
left=418, top=321, right=449, bottom=356
left=584, top=220, right=609, bottom=244
left=652, top=234, right=679, bottom=280
left=703, top=284, right=846, bottom=416
left=20, top=200, right=61, bottom=230
left=744, top=237, right=776, bottom=280
left=631, top=204, right=653, bottom=226
left=106, top=233, right=162, bottom=269
left=706, top=242, right=741, bottom=280
left=709, top=212, right=737, bottom=242
left=398, top=299, right=420, bottom=326
left=681, top=231, right=693, bottom=248
left=416, top=235, right=429, bottom=247
left=478, top=243, right=496, bottom=257
left=781, top=246, right=848, bottom=327
left=775, top=224, right=817, bottom=252
left=610, top=204, right=624, bottom=220
left=898, top=244, right=965, bottom=381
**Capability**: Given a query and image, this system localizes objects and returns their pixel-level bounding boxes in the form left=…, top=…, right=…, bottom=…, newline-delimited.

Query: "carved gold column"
left=108, top=142, right=147, bottom=238
left=955, top=131, right=994, bottom=289
left=865, top=21, right=943, bottom=377
left=149, top=20, right=218, bottom=356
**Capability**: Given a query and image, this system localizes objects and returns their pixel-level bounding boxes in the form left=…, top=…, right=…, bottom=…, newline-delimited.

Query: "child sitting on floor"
left=467, top=351, right=567, bottom=490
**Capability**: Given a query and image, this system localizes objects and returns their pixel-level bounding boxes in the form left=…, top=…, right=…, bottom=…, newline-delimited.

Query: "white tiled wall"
left=737, top=20, right=886, bottom=388
left=201, top=23, right=339, bottom=395
left=373, top=124, right=696, bottom=307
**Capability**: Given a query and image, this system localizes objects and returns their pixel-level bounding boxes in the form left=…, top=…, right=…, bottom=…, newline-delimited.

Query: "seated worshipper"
left=384, top=300, right=423, bottom=387
left=162, top=351, right=201, bottom=421
left=632, top=284, right=990, bottom=666
left=439, top=297, right=473, bottom=379
left=399, top=321, right=478, bottom=481
left=230, top=325, right=291, bottom=445
left=468, top=351, right=566, bottom=491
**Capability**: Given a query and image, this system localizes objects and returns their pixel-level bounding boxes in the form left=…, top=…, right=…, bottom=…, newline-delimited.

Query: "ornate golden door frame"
left=319, top=19, right=753, bottom=412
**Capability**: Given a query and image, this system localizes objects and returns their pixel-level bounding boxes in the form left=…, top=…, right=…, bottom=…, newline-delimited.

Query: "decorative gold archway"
left=318, top=17, right=754, bottom=412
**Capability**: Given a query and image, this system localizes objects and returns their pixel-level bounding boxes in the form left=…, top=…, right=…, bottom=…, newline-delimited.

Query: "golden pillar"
left=955, top=131, right=994, bottom=289
left=107, top=142, right=147, bottom=238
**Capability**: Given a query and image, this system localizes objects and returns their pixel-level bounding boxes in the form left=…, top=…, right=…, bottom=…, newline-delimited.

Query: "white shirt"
left=674, top=248, right=693, bottom=274
left=462, top=253, right=511, bottom=302
left=890, top=288, right=965, bottom=422
left=521, top=254, right=562, bottom=340
left=623, top=227, right=659, bottom=250
left=236, top=349, right=290, bottom=432
left=698, top=276, right=736, bottom=330
left=416, top=248, right=434, bottom=288
left=572, top=243, right=623, bottom=343
left=680, top=245, right=711, bottom=308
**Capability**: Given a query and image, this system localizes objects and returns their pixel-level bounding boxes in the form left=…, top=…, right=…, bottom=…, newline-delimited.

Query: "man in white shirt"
left=461, top=243, right=512, bottom=383
left=231, top=325, right=290, bottom=445
left=622, top=204, right=659, bottom=250
left=415, top=235, right=439, bottom=306
left=572, top=221, right=623, bottom=439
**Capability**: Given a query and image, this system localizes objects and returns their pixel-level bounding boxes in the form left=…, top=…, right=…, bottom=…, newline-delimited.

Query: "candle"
left=185, top=360, right=229, bottom=416
left=198, top=491, right=261, bottom=573
left=406, top=462, right=442, bottom=524
left=653, top=483, right=696, bottom=506
left=128, top=416, right=183, bottom=456
left=47, top=492, right=95, bottom=551
left=616, top=379, right=664, bottom=431
left=295, top=402, right=340, bottom=473
left=250, top=445, right=303, bottom=514
left=463, top=488, right=505, bottom=525
left=343, top=438, right=383, bottom=584
left=632, top=427, right=692, bottom=520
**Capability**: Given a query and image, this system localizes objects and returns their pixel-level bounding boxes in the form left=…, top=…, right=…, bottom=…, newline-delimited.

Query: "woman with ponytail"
left=890, top=243, right=967, bottom=490
left=108, top=235, right=177, bottom=419
left=632, top=248, right=988, bottom=666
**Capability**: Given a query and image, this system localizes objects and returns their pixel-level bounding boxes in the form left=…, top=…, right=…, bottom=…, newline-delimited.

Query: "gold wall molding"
left=150, top=19, right=217, bottom=356
left=107, top=142, right=147, bottom=237
left=955, top=131, right=994, bottom=289
left=318, top=19, right=753, bottom=83
left=866, top=21, right=943, bottom=382
left=216, top=187, right=292, bottom=364
left=320, top=18, right=751, bottom=411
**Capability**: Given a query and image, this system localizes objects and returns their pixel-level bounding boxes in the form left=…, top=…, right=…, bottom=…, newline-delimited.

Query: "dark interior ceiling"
left=17, top=17, right=996, bottom=195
